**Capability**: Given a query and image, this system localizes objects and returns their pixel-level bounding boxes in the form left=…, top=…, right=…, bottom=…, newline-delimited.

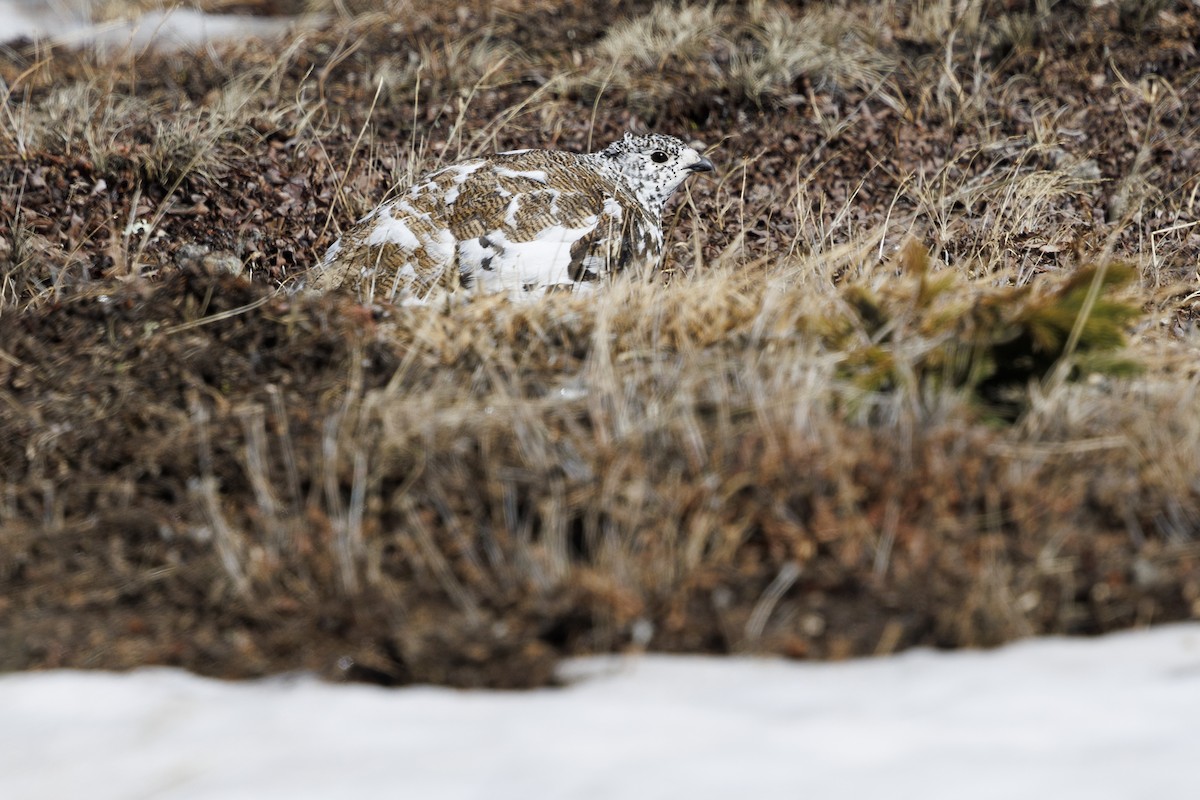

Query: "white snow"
left=0, top=1, right=307, bottom=50
left=2, top=624, right=1198, bottom=800
left=0, top=1, right=50, bottom=42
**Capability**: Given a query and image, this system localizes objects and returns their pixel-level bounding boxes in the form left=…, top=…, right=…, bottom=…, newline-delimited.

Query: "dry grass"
left=570, top=1, right=902, bottom=110
left=1, top=0, right=1199, bottom=686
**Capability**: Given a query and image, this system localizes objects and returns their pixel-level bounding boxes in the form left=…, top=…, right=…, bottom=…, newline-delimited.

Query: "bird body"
left=313, top=133, right=713, bottom=301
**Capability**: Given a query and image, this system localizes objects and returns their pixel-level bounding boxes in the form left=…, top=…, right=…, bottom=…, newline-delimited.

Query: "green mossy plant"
left=834, top=242, right=1142, bottom=417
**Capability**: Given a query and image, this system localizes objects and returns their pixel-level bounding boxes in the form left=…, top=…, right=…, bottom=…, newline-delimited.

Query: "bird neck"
left=588, top=154, right=669, bottom=219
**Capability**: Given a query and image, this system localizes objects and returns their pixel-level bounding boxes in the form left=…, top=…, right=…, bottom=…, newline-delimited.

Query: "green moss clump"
left=830, top=242, right=1142, bottom=417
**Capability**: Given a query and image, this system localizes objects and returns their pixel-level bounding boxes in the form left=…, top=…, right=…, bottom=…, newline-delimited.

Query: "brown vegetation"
left=2, top=0, right=1199, bottom=687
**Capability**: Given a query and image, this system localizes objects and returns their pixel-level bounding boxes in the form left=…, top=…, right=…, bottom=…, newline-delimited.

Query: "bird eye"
left=650, top=151, right=668, bottom=163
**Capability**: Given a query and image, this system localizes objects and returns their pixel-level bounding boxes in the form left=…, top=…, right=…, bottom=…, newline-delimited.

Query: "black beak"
left=687, top=156, right=715, bottom=173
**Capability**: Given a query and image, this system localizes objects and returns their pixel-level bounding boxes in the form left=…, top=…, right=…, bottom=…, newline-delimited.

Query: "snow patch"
left=1, top=626, right=1198, bottom=799
left=0, top=2, right=310, bottom=51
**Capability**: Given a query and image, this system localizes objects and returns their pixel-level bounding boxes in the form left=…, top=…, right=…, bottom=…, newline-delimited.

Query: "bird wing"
left=445, top=157, right=635, bottom=295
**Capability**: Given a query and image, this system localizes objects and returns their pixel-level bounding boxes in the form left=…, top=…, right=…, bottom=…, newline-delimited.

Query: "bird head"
left=598, top=132, right=714, bottom=215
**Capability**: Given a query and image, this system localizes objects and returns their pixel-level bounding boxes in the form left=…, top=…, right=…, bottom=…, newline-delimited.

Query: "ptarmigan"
left=312, top=132, right=713, bottom=301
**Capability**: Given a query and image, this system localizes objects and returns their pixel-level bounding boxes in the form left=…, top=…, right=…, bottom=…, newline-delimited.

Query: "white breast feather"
left=472, top=219, right=599, bottom=295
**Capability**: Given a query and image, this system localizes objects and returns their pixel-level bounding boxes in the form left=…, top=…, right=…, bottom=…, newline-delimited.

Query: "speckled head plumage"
left=593, top=132, right=714, bottom=216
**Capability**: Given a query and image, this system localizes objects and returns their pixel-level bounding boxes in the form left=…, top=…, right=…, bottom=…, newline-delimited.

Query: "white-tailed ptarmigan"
left=313, top=132, right=714, bottom=301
